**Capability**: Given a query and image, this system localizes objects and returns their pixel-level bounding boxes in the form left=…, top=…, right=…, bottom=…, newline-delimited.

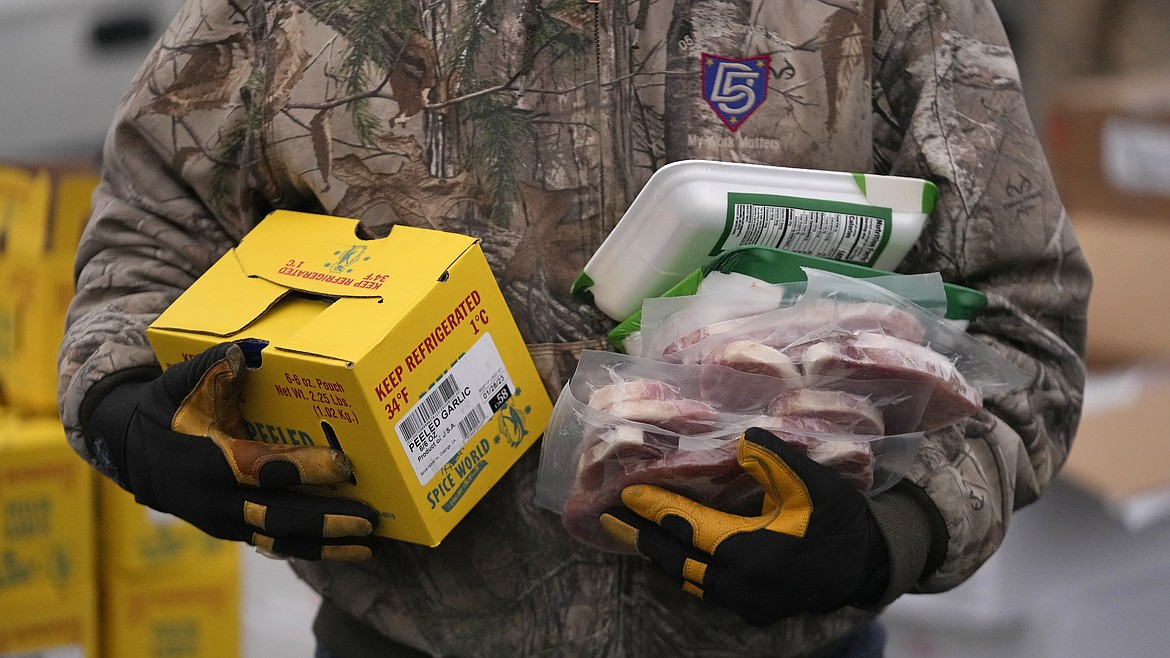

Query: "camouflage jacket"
left=60, top=0, right=1090, bottom=655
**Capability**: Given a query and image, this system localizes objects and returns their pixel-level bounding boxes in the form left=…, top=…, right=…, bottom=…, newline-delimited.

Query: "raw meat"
left=557, top=301, right=984, bottom=552
left=765, top=388, right=885, bottom=435
left=702, top=339, right=802, bottom=379
left=660, top=317, right=752, bottom=357
left=799, top=332, right=981, bottom=431
left=587, top=379, right=680, bottom=411
left=663, top=301, right=926, bottom=363
left=759, top=301, right=927, bottom=348
left=562, top=385, right=884, bottom=553
left=768, top=428, right=876, bottom=492
left=562, top=436, right=754, bottom=553
left=587, top=379, right=719, bottom=434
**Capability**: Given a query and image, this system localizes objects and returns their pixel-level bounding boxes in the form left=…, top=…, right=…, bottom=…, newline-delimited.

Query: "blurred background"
left=3, top=1, right=1170, bottom=656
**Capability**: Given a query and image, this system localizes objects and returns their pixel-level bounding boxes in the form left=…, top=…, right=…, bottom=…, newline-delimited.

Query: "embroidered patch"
left=701, top=52, right=770, bottom=132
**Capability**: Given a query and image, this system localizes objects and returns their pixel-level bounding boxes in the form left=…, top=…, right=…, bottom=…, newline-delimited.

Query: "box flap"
left=233, top=210, right=478, bottom=299
left=275, top=225, right=483, bottom=362
left=167, top=210, right=482, bottom=362
left=151, top=251, right=288, bottom=337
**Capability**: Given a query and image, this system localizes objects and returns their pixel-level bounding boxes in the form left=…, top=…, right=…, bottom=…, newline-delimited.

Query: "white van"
left=0, top=0, right=183, bottom=157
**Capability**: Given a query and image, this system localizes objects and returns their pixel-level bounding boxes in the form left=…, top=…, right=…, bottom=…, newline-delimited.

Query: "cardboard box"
left=1070, top=211, right=1170, bottom=365
left=0, top=160, right=98, bottom=415
left=147, top=210, right=553, bottom=546
left=1044, top=69, right=1170, bottom=221
left=98, top=478, right=240, bottom=575
left=0, top=606, right=99, bottom=657
left=97, top=468, right=242, bottom=658
left=101, top=560, right=241, bottom=658
left=1062, top=211, right=1170, bottom=528
left=0, top=415, right=97, bottom=609
left=1060, top=369, right=1170, bottom=530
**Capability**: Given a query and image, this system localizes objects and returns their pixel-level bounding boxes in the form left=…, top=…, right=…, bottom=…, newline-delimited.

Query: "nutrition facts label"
left=719, top=193, right=891, bottom=266
left=395, top=333, right=514, bottom=485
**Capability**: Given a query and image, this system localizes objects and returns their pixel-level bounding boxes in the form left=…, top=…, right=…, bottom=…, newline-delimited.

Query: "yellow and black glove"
left=599, top=427, right=890, bottom=625
left=89, top=342, right=379, bottom=561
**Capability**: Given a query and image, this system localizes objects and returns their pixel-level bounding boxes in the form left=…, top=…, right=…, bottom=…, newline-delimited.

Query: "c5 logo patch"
left=702, top=53, right=770, bottom=132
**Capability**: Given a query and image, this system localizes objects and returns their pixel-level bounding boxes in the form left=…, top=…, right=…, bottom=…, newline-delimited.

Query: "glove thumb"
left=165, top=343, right=356, bottom=487
left=164, top=342, right=248, bottom=440
left=741, top=427, right=865, bottom=524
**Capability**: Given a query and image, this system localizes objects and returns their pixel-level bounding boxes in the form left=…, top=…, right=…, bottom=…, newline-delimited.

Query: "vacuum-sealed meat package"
left=535, top=351, right=925, bottom=553
left=645, top=269, right=1029, bottom=430
left=536, top=268, right=1029, bottom=554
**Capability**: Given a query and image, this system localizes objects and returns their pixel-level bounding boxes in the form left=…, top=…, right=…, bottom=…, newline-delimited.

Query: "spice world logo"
left=702, top=53, right=770, bottom=132
left=328, top=244, right=370, bottom=273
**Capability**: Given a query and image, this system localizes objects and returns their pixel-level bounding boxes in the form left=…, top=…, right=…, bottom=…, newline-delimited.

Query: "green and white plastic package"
left=572, top=160, right=939, bottom=321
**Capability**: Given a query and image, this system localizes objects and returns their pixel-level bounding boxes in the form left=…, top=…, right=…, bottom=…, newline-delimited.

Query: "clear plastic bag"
left=643, top=269, right=1030, bottom=422
left=535, top=350, right=925, bottom=554
left=537, top=268, right=1029, bottom=554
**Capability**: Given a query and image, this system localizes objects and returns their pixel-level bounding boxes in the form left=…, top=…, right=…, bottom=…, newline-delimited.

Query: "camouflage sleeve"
left=871, top=0, right=1091, bottom=592
left=57, top=0, right=269, bottom=477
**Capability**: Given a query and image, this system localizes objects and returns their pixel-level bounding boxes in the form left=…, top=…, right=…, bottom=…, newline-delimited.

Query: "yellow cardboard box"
left=97, top=478, right=242, bottom=658
left=0, top=161, right=98, bottom=415
left=101, top=558, right=240, bottom=658
left=0, top=606, right=99, bottom=657
left=98, top=478, right=240, bottom=575
left=0, top=415, right=98, bottom=657
left=146, top=210, right=553, bottom=546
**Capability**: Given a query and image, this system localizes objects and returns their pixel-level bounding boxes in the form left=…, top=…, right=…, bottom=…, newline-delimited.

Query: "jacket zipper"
left=591, top=0, right=608, bottom=230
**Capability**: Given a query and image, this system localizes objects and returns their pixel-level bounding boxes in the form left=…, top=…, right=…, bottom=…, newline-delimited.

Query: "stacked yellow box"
left=0, top=158, right=244, bottom=657
left=98, top=481, right=242, bottom=658
left=0, top=161, right=98, bottom=416
left=0, top=414, right=99, bottom=657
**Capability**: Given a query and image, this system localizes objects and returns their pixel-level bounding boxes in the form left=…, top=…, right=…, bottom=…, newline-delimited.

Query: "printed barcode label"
left=720, top=193, right=890, bottom=266
left=395, top=333, right=515, bottom=485
left=457, top=406, right=488, bottom=437
left=397, top=376, right=462, bottom=440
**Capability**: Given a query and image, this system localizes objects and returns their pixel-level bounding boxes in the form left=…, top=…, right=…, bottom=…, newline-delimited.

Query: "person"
left=58, top=1, right=1091, bottom=656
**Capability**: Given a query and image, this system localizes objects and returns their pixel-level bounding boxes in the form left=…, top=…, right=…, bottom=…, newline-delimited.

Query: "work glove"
left=89, top=342, right=379, bottom=561
left=599, top=427, right=889, bottom=625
